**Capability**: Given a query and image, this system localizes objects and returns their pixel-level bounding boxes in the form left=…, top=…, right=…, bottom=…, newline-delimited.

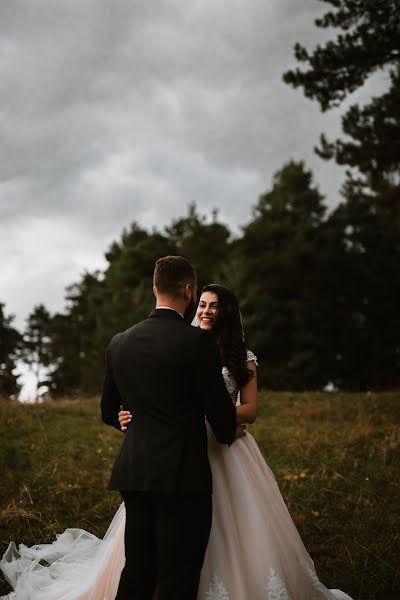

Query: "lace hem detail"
left=205, top=573, right=230, bottom=599
left=203, top=562, right=354, bottom=600
left=266, top=567, right=292, bottom=599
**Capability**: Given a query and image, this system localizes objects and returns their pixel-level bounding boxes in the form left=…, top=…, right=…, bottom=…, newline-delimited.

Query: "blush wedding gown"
left=0, top=351, right=353, bottom=600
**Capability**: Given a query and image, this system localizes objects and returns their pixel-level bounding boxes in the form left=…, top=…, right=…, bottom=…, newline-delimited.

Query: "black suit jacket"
left=101, top=308, right=237, bottom=495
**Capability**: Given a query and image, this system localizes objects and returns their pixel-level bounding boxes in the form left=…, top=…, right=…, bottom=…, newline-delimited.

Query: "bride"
left=0, top=284, right=353, bottom=600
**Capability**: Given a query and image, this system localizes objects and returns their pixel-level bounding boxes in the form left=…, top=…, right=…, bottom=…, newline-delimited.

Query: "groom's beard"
left=184, top=296, right=197, bottom=322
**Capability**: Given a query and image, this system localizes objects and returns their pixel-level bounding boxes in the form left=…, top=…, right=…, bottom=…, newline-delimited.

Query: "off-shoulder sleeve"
left=246, top=349, right=258, bottom=366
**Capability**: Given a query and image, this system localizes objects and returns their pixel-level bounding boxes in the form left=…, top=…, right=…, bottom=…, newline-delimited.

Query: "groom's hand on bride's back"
left=118, top=406, right=132, bottom=431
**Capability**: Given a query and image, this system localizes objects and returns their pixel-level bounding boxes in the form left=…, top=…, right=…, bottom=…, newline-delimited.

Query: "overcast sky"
left=0, top=0, right=384, bottom=332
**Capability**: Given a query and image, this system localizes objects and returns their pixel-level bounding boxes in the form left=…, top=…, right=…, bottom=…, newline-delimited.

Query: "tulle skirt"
left=0, top=505, right=125, bottom=600
left=1, top=428, right=353, bottom=599
left=198, top=426, right=352, bottom=599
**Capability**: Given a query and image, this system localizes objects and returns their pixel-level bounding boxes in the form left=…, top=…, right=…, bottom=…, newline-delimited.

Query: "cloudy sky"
left=1, top=0, right=384, bottom=331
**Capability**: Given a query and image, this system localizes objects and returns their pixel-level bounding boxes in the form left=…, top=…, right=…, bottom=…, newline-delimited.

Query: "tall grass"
left=0, top=392, right=399, bottom=599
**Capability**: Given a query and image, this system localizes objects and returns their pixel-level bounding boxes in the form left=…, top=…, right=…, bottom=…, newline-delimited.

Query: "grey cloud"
left=0, top=0, right=384, bottom=327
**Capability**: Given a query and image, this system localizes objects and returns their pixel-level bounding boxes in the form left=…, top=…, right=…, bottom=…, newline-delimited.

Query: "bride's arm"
left=236, top=361, right=258, bottom=425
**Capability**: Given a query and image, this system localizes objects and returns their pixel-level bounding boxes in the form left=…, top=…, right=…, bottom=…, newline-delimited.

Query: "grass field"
left=0, top=392, right=399, bottom=599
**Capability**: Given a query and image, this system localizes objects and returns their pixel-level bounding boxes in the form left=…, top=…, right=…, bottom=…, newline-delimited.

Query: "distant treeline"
left=1, top=0, right=399, bottom=396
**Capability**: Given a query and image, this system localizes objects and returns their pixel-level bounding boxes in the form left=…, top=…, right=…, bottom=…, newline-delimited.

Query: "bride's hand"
left=118, top=407, right=132, bottom=431
left=235, top=424, right=246, bottom=439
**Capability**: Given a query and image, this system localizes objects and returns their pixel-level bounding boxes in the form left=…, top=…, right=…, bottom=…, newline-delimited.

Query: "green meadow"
left=0, top=392, right=399, bottom=599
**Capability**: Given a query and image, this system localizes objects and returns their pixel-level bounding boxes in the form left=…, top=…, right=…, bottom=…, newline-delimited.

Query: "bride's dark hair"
left=201, top=284, right=253, bottom=388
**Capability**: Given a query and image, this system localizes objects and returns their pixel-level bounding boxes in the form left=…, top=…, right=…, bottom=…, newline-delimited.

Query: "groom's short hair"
left=153, top=256, right=196, bottom=297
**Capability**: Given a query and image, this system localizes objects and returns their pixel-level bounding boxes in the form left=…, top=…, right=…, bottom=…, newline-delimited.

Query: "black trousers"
left=115, top=490, right=212, bottom=600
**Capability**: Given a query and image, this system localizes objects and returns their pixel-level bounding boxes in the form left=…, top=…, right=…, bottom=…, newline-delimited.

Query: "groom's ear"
left=185, top=281, right=197, bottom=302
left=153, top=285, right=157, bottom=298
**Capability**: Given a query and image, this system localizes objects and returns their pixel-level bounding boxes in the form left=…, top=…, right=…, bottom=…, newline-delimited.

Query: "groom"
left=101, top=255, right=237, bottom=600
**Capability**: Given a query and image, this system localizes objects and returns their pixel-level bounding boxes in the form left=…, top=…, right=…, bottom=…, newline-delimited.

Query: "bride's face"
left=196, top=291, right=219, bottom=330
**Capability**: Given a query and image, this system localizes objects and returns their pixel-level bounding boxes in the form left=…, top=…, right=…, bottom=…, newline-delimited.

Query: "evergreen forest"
left=1, top=0, right=399, bottom=397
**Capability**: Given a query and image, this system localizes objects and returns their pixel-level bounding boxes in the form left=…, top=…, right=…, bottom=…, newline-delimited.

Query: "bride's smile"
left=196, top=291, right=219, bottom=330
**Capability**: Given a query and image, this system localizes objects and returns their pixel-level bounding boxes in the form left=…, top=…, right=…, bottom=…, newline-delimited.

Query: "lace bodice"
left=222, top=350, right=258, bottom=403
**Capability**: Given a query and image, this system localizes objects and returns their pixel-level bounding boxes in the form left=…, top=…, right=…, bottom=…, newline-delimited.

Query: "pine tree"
left=283, top=0, right=400, bottom=388
left=0, top=303, right=21, bottom=397
left=324, top=182, right=400, bottom=389
left=283, top=0, right=399, bottom=111
left=238, top=161, right=328, bottom=389
left=165, top=203, right=232, bottom=290
left=23, top=304, right=52, bottom=399
left=283, top=0, right=400, bottom=195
